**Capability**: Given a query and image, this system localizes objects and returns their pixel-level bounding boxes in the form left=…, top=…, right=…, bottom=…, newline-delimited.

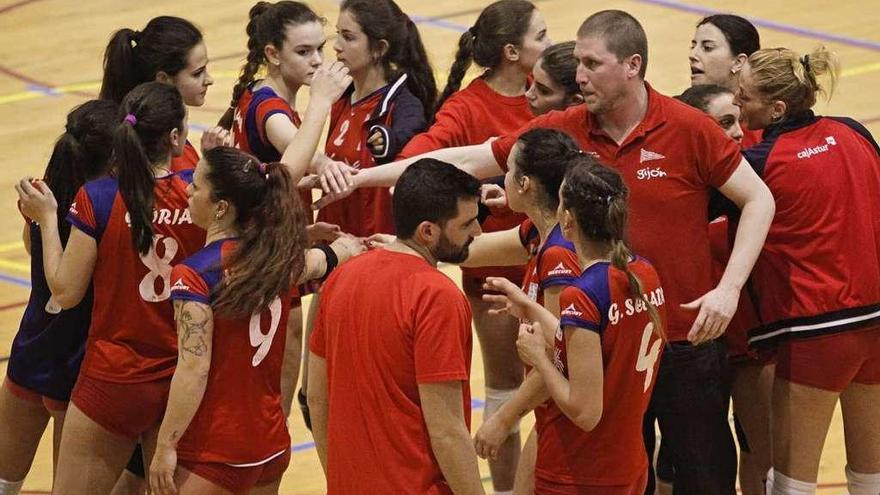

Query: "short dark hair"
left=577, top=10, right=648, bottom=78
left=393, top=159, right=481, bottom=238
left=697, top=14, right=760, bottom=57
left=676, top=84, right=732, bottom=113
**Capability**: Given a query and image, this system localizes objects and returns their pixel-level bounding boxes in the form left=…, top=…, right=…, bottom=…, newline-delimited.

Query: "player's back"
left=68, top=171, right=205, bottom=383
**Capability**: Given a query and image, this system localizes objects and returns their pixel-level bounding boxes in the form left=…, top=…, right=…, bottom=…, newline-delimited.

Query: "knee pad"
left=484, top=387, right=520, bottom=434
left=767, top=469, right=817, bottom=495
left=846, top=465, right=880, bottom=495
left=0, top=477, right=23, bottom=495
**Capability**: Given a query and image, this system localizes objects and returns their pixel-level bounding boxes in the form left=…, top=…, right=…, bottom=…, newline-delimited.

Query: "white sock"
left=484, top=387, right=520, bottom=434
left=494, top=491, right=514, bottom=495
left=845, top=465, right=880, bottom=495
left=0, top=477, right=24, bottom=495
left=768, top=469, right=817, bottom=495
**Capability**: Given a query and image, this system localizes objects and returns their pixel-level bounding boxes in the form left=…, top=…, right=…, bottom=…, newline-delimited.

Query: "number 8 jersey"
left=170, top=239, right=291, bottom=465
left=537, top=257, right=667, bottom=487
left=67, top=171, right=205, bottom=383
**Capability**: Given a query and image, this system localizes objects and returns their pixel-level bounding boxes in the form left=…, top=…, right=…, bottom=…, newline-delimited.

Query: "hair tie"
left=468, top=26, right=478, bottom=38
left=606, top=195, right=614, bottom=205
left=258, top=162, right=269, bottom=179
left=800, top=54, right=811, bottom=75
left=123, top=113, right=137, bottom=126
left=130, top=30, right=140, bottom=48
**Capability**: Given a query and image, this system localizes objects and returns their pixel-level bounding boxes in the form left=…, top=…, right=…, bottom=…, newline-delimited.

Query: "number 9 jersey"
left=170, top=239, right=291, bottom=465
left=66, top=171, right=205, bottom=383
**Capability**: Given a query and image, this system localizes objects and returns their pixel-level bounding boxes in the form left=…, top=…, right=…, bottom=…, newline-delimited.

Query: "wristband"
left=316, top=243, right=339, bottom=282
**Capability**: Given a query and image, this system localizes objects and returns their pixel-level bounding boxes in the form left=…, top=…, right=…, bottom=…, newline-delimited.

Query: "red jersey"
left=170, top=239, right=290, bottom=465
left=521, top=221, right=580, bottom=307
left=319, top=77, right=427, bottom=237
left=232, top=84, right=311, bottom=213
left=401, top=77, right=534, bottom=284
left=540, top=257, right=666, bottom=486
left=310, top=249, right=473, bottom=495
left=742, top=113, right=880, bottom=345
left=491, top=83, right=742, bottom=341
left=66, top=171, right=205, bottom=382
left=170, top=141, right=199, bottom=173
left=741, top=128, right=762, bottom=149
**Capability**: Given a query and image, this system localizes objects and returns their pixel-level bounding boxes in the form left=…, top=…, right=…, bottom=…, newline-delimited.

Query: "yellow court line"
left=841, top=61, right=880, bottom=78
left=0, top=240, right=24, bottom=254
left=0, top=257, right=29, bottom=273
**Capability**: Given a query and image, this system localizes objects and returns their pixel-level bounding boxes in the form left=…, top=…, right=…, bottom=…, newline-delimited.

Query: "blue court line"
left=631, top=0, right=880, bottom=51
left=288, top=398, right=486, bottom=454
left=0, top=272, right=30, bottom=288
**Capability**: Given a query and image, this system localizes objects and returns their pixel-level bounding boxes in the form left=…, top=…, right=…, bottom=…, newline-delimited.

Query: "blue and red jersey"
left=537, top=257, right=666, bottom=486
left=170, top=239, right=290, bottom=464
left=66, top=171, right=205, bottom=383
left=171, top=141, right=199, bottom=173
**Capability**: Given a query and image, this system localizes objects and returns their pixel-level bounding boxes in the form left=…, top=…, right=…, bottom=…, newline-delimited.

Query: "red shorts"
left=534, top=471, right=647, bottom=495
left=71, top=374, right=171, bottom=440
left=179, top=449, right=291, bottom=494
left=776, top=326, right=880, bottom=392
left=4, top=377, right=68, bottom=412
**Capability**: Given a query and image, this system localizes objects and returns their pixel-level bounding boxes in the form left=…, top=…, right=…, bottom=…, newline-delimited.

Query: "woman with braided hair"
left=732, top=46, right=880, bottom=495
left=483, top=158, right=666, bottom=495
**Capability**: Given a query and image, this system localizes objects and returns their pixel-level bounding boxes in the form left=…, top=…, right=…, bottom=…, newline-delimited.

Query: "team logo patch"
left=639, top=148, right=666, bottom=163
left=561, top=303, right=582, bottom=317
left=797, top=135, right=837, bottom=160
left=170, top=278, right=190, bottom=292
left=547, top=263, right=573, bottom=277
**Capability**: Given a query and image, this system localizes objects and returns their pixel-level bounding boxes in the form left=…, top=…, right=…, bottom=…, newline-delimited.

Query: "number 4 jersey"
left=170, top=238, right=291, bottom=465
left=536, top=257, right=667, bottom=487
left=67, top=171, right=205, bottom=383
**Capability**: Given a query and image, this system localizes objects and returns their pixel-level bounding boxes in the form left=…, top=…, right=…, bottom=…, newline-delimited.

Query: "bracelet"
left=316, top=243, right=339, bottom=282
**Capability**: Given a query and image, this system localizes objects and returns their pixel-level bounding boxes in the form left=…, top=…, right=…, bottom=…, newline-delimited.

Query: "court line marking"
left=0, top=300, right=27, bottom=311
left=630, top=0, right=880, bottom=51
left=0, top=0, right=45, bottom=16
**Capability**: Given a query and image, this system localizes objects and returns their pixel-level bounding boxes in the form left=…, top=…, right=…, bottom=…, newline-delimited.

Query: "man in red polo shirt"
left=308, top=159, right=485, bottom=495
left=315, top=10, right=774, bottom=494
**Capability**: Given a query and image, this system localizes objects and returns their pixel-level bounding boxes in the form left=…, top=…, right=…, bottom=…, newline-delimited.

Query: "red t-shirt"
left=170, top=141, right=199, bottom=173
left=540, top=258, right=666, bottom=486
left=741, top=128, right=762, bottom=149
left=170, top=239, right=290, bottom=465
left=310, top=249, right=473, bottom=495
left=401, top=77, right=534, bottom=285
left=66, top=171, right=205, bottom=382
left=491, top=83, right=742, bottom=341
left=318, top=90, right=394, bottom=237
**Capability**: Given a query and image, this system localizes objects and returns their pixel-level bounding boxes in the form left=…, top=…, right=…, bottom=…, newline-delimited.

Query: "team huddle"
left=1, top=1, right=879, bottom=495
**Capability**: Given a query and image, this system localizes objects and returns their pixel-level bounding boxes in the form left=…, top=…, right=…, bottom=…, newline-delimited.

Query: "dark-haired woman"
left=316, top=0, right=437, bottom=238
left=0, top=100, right=117, bottom=494
left=148, top=147, right=363, bottom=495
left=101, top=16, right=216, bottom=172
left=483, top=160, right=667, bottom=495
left=689, top=14, right=761, bottom=148
left=526, top=41, right=583, bottom=116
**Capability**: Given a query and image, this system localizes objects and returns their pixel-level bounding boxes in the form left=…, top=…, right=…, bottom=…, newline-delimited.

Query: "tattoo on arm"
left=175, top=302, right=212, bottom=361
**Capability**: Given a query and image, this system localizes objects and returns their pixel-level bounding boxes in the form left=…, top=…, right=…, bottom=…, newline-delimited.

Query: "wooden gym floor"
left=1, top=0, right=877, bottom=492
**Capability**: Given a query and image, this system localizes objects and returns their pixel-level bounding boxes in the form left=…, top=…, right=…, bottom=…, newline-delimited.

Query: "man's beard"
left=431, top=233, right=472, bottom=264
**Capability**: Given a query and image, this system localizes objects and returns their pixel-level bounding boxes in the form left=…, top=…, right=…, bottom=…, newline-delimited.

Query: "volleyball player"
left=101, top=16, right=219, bottom=172
left=482, top=160, right=667, bottom=494
left=689, top=14, right=761, bottom=147
left=526, top=41, right=583, bottom=116
left=0, top=100, right=117, bottom=495
left=147, top=145, right=363, bottom=495
left=733, top=46, right=880, bottom=495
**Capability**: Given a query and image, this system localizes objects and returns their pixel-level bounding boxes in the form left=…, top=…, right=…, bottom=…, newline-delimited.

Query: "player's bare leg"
left=513, top=426, right=537, bottom=495
left=840, top=383, right=880, bottom=494
left=0, top=383, right=49, bottom=487
left=174, top=467, right=234, bottom=495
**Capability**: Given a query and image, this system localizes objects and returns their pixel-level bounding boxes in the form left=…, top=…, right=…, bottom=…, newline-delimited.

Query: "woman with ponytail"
left=526, top=41, right=583, bottom=116
left=0, top=100, right=116, bottom=494
left=101, top=16, right=218, bottom=172
left=16, top=82, right=206, bottom=495
left=732, top=46, right=880, bottom=495
left=483, top=159, right=666, bottom=495
left=317, top=0, right=436, bottom=238
left=147, top=147, right=363, bottom=495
